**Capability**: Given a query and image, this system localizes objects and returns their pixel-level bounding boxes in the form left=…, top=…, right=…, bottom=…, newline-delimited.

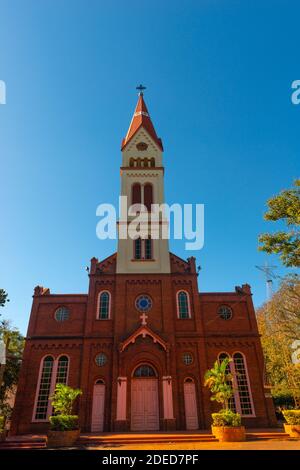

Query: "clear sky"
left=0, top=0, right=299, bottom=334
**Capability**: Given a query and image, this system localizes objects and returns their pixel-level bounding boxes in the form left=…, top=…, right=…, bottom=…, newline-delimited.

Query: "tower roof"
left=121, top=93, right=163, bottom=151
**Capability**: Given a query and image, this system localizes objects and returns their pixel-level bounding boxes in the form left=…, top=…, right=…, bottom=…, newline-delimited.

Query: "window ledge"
left=131, top=259, right=156, bottom=262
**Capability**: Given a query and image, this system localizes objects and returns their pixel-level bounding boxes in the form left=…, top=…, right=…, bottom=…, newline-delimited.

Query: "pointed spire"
left=121, top=89, right=163, bottom=151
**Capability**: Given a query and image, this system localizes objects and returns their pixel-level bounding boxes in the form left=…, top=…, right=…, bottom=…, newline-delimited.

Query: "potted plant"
left=0, top=415, right=7, bottom=442
left=47, top=383, right=82, bottom=448
left=282, top=410, right=300, bottom=437
left=204, top=358, right=245, bottom=442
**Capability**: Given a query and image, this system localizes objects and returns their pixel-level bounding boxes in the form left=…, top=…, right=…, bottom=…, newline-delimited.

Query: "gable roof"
left=119, top=324, right=168, bottom=352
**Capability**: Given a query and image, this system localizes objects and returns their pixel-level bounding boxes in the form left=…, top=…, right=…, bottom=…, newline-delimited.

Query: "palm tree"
left=204, top=358, right=234, bottom=411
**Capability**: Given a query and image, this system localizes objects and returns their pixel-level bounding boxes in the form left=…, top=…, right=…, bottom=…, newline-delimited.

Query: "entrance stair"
left=0, top=429, right=291, bottom=450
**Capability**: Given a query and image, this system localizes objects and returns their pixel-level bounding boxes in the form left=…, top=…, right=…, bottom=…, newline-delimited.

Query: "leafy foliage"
left=49, top=415, right=79, bottom=431
left=212, top=410, right=241, bottom=427
left=204, top=358, right=234, bottom=411
left=259, top=179, right=300, bottom=267
left=257, top=275, right=300, bottom=408
left=272, top=391, right=295, bottom=409
left=50, top=384, right=82, bottom=417
left=0, top=290, right=9, bottom=309
left=0, top=415, right=5, bottom=431
left=0, top=320, right=24, bottom=413
left=282, top=410, right=300, bottom=425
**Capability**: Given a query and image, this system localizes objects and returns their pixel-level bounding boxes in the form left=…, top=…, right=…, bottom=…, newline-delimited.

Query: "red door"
left=184, top=380, right=199, bottom=430
left=131, top=378, right=159, bottom=431
left=91, top=382, right=105, bottom=432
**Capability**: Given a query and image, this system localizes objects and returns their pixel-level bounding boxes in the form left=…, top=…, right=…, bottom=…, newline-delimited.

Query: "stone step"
left=0, top=441, right=46, bottom=450
left=78, top=431, right=290, bottom=446
left=0, top=430, right=290, bottom=449
left=78, top=433, right=217, bottom=446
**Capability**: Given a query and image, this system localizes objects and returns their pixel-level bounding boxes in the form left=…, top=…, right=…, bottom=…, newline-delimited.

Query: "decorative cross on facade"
left=136, top=84, right=146, bottom=95
left=140, top=312, right=148, bottom=326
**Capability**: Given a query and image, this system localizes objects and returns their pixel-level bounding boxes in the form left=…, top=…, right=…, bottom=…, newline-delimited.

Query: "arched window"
left=177, top=291, right=190, bottom=319
left=95, top=379, right=105, bottom=385
left=145, top=236, right=152, bottom=260
left=129, top=158, right=134, bottom=167
left=133, top=237, right=153, bottom=260
left=133, top=364, right=156, bottom=377
left=218, top=353, right=236, bottom=412
left=56, top=356, right=69, bottom=384
left=144, top=183, right=153, bottom=212
left=233, top=353, right=254, bottom=416
left=134, top=238, right=142, bottom=260
left=98, top=291, right=110, bottom=319
left=184, top=377, right=194, bottom=383
left=150, top=158, right=155, bottom=167
left=34, top=356, right=54, bottom=420
left=131, top=183, right=141, bottom=206
left=218, top=352, right=254, bottom=416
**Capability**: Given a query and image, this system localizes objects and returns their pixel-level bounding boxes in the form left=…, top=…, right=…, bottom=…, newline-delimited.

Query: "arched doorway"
left=91, top=379, right=105, bottom=432
left=183, top=378, right=199, bottom=430
left=131, top=365, right=159, bottom=431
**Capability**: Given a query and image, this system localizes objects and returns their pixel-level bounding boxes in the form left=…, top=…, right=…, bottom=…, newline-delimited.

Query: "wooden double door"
left=131, top=378, right=159, bottom=431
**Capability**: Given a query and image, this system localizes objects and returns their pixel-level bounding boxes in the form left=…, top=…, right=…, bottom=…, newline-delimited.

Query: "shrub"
left=50, top=384, right=82, bottom=416
left=49, top=415, right=79, bottom=431
left=212, top=409, right=241, bottom=427
left=0, top=416, right=5, bottom=432
left=272, top=391, right=295, bottom=409
left=282, top=410, right=300, bottom=425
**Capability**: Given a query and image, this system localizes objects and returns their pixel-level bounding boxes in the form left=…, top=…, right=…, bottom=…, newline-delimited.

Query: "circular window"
left=218, top=305, right=233, bottom=320
left=135, top=295, right=152, bottom=312
left=55, top=307, right=70, bottom=322
left=183, top=353, right=193, bottom=365
left=95, top=353, right=107, bottom=367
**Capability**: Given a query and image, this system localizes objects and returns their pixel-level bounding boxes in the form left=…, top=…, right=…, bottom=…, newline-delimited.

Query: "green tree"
left=259, top=179, right=300, bottom=267
left=0, top=320, right=24, bottom=415
left=204, top=358, right=234, bottom=411
left=257, top=275, right=300, bottom=408
left=0, top=290, right=9, bottom=309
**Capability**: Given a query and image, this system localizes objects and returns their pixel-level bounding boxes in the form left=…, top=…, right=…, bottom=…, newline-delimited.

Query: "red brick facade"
left=11, top=93, right=276, bottom=434
left=11, top=253, right=276, bottom=434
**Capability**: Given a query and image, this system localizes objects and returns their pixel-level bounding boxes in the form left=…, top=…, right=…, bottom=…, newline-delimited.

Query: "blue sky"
left=0, top=0, right=299, bottom=334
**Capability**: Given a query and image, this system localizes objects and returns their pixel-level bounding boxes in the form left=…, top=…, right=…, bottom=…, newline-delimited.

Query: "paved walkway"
left=93, top=440, right=300, bottom=451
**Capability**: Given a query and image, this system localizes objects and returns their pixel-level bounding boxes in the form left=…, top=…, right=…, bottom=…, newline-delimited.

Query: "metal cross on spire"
left=136, top=84, right=146, bottom=96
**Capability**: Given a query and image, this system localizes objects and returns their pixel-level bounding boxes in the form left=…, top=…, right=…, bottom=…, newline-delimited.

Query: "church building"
left=11, top=91, right=276, bottom=434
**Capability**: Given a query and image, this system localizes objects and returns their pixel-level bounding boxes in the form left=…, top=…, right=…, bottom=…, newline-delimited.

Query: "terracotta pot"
left=47, top=429, right=80, bottom=448
left=211, top=425, right=221, bottom=438
left=284, top=423, right=300, bottom=438
left=211, top=425, right=246, bottom=442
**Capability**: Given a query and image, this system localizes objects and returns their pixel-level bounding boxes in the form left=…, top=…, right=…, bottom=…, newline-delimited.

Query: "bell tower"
left=116, top=87, right=171, bottom=274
